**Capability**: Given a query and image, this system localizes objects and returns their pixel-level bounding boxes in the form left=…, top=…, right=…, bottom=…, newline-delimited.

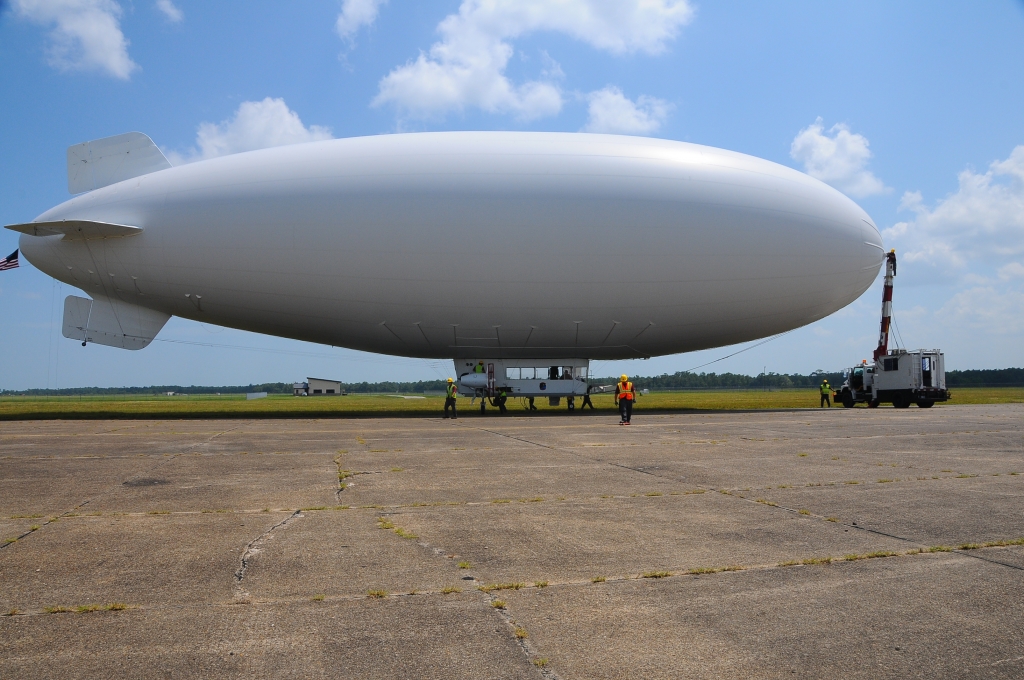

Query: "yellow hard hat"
left=621, top=374, right=628, bottom=381
left=446, top=377, right=453, bottom=383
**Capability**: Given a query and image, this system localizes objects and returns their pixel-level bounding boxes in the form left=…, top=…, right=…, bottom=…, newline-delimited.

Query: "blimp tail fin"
left=62, top=294, right=170, bottom=350
left=67, top=132, right=172, bottom=194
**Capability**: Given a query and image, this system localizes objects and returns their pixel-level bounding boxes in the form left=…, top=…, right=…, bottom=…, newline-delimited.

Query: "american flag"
left=0, top=250, right=18, bottom=271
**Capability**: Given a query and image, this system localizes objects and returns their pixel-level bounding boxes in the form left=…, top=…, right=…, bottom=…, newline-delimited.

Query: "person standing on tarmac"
left=444, top=377, right=458, bottom=419
left=580, top=386, right=595, bottom=410
left=819, top=379, right=831, bottom=408
left=615, top=374, right=636, bottom=424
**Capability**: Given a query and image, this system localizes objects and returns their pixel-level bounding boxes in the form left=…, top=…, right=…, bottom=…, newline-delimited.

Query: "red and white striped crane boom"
left=873, top=249, right=897, bottom=361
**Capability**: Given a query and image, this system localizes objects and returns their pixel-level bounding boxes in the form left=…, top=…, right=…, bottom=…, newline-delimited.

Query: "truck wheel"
left=868, top=399, right=879, bottom=408
left=568, top=397, right=575, bottom=411
left=917, top=399, right=934, bottom=408
left=892, top=394, right=911, bottom=409
left=841, top=391, right=855, bottom=408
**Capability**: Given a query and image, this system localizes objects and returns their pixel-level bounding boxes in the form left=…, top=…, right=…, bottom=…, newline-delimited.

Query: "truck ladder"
left=873, top=249, right=897, bottom=361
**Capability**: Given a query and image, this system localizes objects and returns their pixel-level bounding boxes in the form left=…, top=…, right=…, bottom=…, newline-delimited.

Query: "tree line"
left=4, top=368, right=1021, bottom=396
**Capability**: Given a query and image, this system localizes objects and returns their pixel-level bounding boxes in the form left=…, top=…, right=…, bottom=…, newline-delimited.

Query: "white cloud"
left=155, top=0, right=183, bottom=23
left=583, top=86, right=671, bottom=135
left=373, top=0, right=693, bottom=120
left=882, top=146, right=1024, bottom=270
left=935, top=286, right=1024, bottom=336
left=167, top=98, right=333, bottom=164
left=999, top=262, right=1024, bottom=281
left=337, top=0, right=387, bottom=39
left=14, top=0, right=138, bottom=79
left=790, top=117, right=888, bottom=198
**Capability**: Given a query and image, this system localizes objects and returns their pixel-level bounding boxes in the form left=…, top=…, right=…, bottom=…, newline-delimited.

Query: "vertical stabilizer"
left=67, top=132, right=171, bottom=194
left=62, top=294, right=170, bottom=350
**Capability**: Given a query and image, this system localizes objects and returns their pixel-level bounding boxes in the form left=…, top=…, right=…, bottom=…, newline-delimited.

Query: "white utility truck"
left=836, top=250, right=951, bottom=409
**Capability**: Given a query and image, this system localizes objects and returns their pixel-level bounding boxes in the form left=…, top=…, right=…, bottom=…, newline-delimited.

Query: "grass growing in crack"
left=393, top=527, right=418, bottom=540
left=146, top=510, right=170, bottom=515
left=801, top=557, right=833, bottom=565
left=826, top=517, right=839, bottom=522
left=844, top=481, right=860, bottom=485
left=367, top=590, right=388, bottom=599
left=778, top=560, right=800, bottom=567
left=491, top=600, right=507, bottom=609
left=643, top=571, right=672, bottom=579
left=29, top=525, right=40, bottom=531
left=6, top=609, right=20, bottom=616
left=4, top=538, right=18, bottom=544
left=441, top=586, right=462, bottom=594
left=479, top=583, right=525, bottom=593
left=534, top=580, right=548, bottom=588
left=755, top=499, right=778, bottom=507
left=377, top=518, right=395, bottom=530
left=44, top=606, right=73, bottom=614
left=390, top=467, right=404, bottom=472
left=75, top=604, right=103, bottom=613
left=958, top=543, right=982, bottom=550
left=457, top=561, right=471, bottom=569
left=590, top=576, right=606, bottom=583
left=845, top=551, right=898, bottom=561
left=798, top=509, right=811, bottom=515
left=491, top=499, right=512, bottom=504
left=644, top=492, right=663, bottom=497
left=928, top=545, right=953, bottom=553
left=533, top=658, right=549, bottom=667
left=798, top=453, right=808, bottom=457
left=514, top=627, right=529, bottom=639
left=311, top=594, right=325, bottom=602
left=302, top=506, right=328, bottom=511
left=877, top=479, right=894, bottom=483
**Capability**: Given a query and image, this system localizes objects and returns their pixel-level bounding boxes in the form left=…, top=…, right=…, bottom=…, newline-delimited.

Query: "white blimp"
left=9, top=131, right=883, bottom=407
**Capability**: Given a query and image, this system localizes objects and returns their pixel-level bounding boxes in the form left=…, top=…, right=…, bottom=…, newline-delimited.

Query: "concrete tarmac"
left=1, top=404, right=1023, bottom=679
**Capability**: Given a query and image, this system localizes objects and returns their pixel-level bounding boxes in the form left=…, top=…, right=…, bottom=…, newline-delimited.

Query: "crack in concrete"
left=233, top=510, right=303, bottom=603
left=0, top=425, right=243, bottom=553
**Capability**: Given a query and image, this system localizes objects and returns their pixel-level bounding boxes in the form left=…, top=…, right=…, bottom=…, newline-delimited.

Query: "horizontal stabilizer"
left=62, top=294, right=170, bottom=350
left=67, top=132, right=171, bottom=194
left=5, top=220, right=142, bottom=240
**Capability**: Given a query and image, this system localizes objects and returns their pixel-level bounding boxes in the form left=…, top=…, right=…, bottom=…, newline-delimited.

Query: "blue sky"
left=2, top=0, right=1023, bottom=390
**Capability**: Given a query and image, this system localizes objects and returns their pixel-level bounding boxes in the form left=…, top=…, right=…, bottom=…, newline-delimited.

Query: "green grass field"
left=1, top=387, right=1020, bottom=420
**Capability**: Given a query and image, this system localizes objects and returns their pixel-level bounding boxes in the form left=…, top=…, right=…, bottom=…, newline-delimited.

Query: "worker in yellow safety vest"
left=614, top=374, right=636, bottom=425
left=473, top=361, right=485, bottom=374
left=444, top=378, right=458, bottom=419
left=819, top=379, right=831, bottom=408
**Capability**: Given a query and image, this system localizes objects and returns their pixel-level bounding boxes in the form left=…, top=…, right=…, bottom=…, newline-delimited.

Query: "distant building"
left=298, top=377, right=344, bottom=396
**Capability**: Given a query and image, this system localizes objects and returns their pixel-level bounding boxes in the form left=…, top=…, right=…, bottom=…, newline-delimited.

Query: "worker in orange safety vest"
left=614, top=374, right=636, bottom=425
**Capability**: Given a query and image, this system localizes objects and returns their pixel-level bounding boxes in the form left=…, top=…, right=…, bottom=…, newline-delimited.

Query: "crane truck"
left=836, top=250, right=951, bottom=409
